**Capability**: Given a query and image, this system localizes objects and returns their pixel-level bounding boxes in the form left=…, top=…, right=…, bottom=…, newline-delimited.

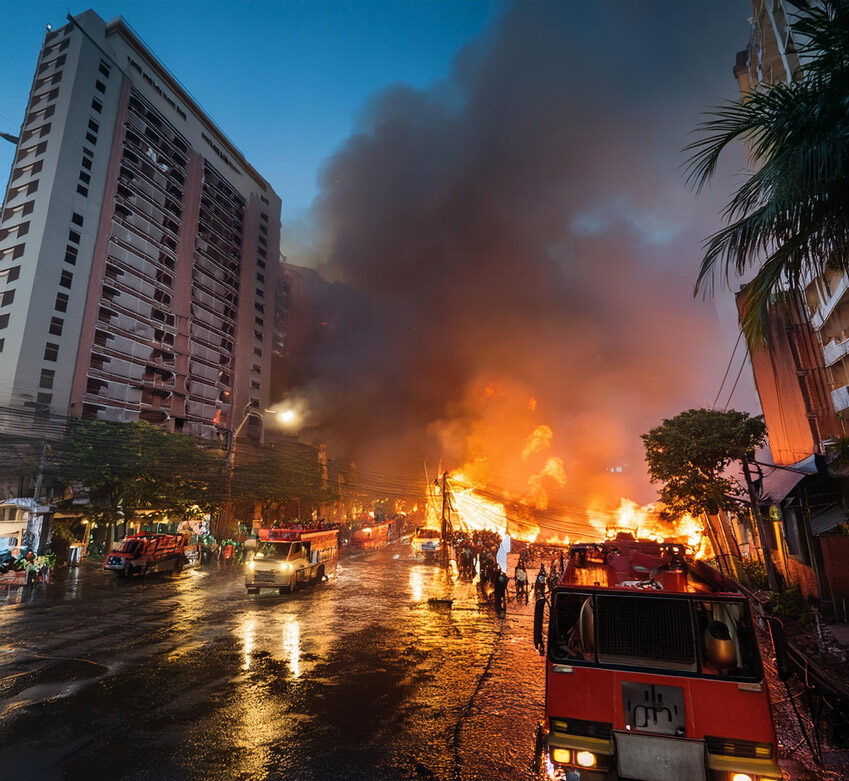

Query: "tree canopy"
left=687, top=0, right=849, bottom=345
left=642, top=408, right=767, bottom=517
left=59, top=419, right=226, bottom=522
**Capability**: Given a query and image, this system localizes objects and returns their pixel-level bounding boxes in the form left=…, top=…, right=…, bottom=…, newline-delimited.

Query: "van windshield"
left=255, top=542, right=291, bottom=560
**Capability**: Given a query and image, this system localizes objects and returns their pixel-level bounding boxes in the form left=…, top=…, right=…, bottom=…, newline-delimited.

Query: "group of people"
left=452, top=541, right=567, bottom=616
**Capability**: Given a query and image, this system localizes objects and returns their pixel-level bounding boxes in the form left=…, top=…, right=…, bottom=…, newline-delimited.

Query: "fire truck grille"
left=596, top=595, right=695, bottom=666
left=705, top=736, right=773, bottom=759
left=550, top=717, right=612, bottom=741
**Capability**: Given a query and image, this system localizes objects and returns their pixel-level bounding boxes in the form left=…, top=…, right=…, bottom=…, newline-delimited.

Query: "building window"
left=91, top=98, right=102, bottom=113
left=257, top=259, right=266, bottom=269
left=44, top=342, right=59, bottom=361
left=55, top=292, right=69, bottom=312
left=253, top=347, right=262, bottom=357
left=0, top=313, right=9, bottom=329
left=36, top=392, right=52, bottom=405
left=88, top=119, right=100, bottom=133
left=0, top=338, right=4, bottom=352
left=68, top=229, right=80, bottom=244
left=71, top=212, right=84, bottom=226
left=81, top=156, right=92, bottom=170
left=79, top=171, right=91, bottom=185
left=76, top=184, right=88, bottom=197
left=6, top=266, right=20, bottom=283
left=49, top=316, right=63, bottom=335
left=64, top=246, right=78, bottom=265
left=95, top=80, right=106, bottom=93
left=260, top=213, right=268, bottom=223
left=254, top=316, right=263, bottom=326
left=0, top=290, right=14, bottom=306
left=251, top=380, right=260, bottom=389
left=85, top=132, right=97, bottom=145
left=99, top=60, right=111, bottom=78
left=251, top=363, right=261, bottom=373
left=39, top=369, right=55, bottom=389
left=59, top=270, right=73, bottom=288
left=254, top=330, right=262, bottom=341
left=82, top=146, right=94, bottom=159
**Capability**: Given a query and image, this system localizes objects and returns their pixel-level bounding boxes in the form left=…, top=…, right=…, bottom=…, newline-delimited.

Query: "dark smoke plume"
left=282, top=1, right=743, bottom=510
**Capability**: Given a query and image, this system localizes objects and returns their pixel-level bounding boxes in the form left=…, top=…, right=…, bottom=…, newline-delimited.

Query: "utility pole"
left=441, top=472, right=450, bottom=567
left=741, top=453, right=780, bottom=591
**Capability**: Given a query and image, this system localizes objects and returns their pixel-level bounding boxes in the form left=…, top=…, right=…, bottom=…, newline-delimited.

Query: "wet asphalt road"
left=0, top=543, right=544, bottom=781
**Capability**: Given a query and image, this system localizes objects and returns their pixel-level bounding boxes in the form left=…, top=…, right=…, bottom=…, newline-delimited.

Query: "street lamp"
left=220, top=404, right=266, bottom=539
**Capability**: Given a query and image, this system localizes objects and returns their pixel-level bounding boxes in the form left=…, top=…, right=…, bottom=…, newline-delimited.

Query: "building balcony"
left=823, top=338, right=849, bottom=367
left=811, top=274, right=849, bottom=330
left=832, top=385, right=849, bottom=413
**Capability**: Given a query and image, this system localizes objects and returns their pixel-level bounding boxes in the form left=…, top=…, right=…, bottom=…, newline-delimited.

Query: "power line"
left=712, top=330, right=743, bottom=409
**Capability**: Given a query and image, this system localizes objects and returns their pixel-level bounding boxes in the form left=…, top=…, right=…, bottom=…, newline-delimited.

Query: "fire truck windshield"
left=551, top=591, right=761, bottom=680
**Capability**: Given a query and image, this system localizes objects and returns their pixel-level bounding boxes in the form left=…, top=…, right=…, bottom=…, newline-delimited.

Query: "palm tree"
left=687, top=0, right=849, bottom=346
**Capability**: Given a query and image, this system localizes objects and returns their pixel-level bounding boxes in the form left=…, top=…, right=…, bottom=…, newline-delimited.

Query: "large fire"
left=425, top=379, right=713, bottom=559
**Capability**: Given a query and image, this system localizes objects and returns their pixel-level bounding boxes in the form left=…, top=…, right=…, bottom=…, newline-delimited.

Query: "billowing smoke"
left=282, top=1, right=742, bottom=511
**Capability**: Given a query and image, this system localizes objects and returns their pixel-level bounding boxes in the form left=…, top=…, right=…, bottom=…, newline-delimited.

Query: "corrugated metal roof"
left=811, top=505, right=848, bottom=535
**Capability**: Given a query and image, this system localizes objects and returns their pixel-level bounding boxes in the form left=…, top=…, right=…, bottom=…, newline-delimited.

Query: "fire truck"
left=246, top=527, right=338, bottom=594
left=104, top=533, right=186, bottom=577
left=533, top=534, right=787, bottom=781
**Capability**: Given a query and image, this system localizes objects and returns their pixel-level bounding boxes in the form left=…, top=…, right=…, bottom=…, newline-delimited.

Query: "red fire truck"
left=533, top=534, right=786, bottom=781
left=104, top=533, right=186, bottom=577
left=351, top=520, right=392, bottom=549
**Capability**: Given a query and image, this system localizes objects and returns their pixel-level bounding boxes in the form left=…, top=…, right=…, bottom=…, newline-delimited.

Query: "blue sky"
left=0, top=0, right=500, bottom=220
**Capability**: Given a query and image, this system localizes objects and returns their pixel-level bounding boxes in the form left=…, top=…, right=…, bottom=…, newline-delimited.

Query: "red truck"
left=104, top=533, right=186, bottom=577
left=533, top=535, right=784, bottom=781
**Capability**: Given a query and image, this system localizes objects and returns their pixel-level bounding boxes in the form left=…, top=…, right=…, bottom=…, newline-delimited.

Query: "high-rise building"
left=0, top=10, right=280, bottom=442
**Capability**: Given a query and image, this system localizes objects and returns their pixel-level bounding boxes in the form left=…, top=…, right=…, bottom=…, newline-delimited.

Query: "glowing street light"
left=278, top=409, right=297, bottom=425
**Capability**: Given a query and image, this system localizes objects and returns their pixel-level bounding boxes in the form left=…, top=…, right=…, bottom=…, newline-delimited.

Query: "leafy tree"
left=60, top=419, right=226, bottom=548
left=642, top=408, right=767, bottom=517
left=687, top=1, right=849, bottom=345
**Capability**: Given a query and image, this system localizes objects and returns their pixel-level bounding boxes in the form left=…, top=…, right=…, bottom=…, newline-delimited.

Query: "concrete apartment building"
left=0, top=10, right=280, bottom=442
left=733, top=0, right=847, bottom=464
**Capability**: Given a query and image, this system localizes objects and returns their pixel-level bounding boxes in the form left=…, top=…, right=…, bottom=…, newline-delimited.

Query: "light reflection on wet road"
left=0, top=544, right=544, bottom=780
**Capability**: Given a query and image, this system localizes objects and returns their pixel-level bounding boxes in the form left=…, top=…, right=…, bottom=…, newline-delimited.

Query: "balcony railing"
left=832, top=385, right=849, bottom=412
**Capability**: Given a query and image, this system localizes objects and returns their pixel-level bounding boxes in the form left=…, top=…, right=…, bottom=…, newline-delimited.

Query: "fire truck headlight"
left=731, top=775, right=753, bottom=781
left=575, top=751, right=596, bottom=768
left=248, top=561, right=255, bottom=570
left=550, top=749, right=570, bottom=764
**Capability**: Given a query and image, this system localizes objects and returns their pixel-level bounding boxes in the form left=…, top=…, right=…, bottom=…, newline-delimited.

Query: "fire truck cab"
left=246, top=528, right=338, bottom=594
left=534, top=535, right=783, bottom=781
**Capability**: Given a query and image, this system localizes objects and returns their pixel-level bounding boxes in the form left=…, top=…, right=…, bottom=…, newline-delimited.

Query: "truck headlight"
left=576, top=751, right=596, bottom=768
left=551, top=749, right=571, bottom=764
left=248, top=561, right=255, bottom=570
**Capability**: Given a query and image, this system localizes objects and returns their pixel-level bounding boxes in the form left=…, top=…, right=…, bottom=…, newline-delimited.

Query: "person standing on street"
left=494, top=567, right=508, bottom=615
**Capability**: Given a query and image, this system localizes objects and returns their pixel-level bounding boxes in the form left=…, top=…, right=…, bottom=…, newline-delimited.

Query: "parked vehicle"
left=533, top=534, right=782, bottom=781
left=246, top=528, right=338, bottom=594
left=411, top=527, right=442, bottom=561
left=104, top=533, right=186, bottom=577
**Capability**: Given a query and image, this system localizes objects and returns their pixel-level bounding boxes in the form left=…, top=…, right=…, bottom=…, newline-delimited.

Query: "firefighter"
left=535, top=565, right=547, bottom=601
left=494, top=566, right=508, bottom=615
left=515, top=561, right=528, bottom=604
